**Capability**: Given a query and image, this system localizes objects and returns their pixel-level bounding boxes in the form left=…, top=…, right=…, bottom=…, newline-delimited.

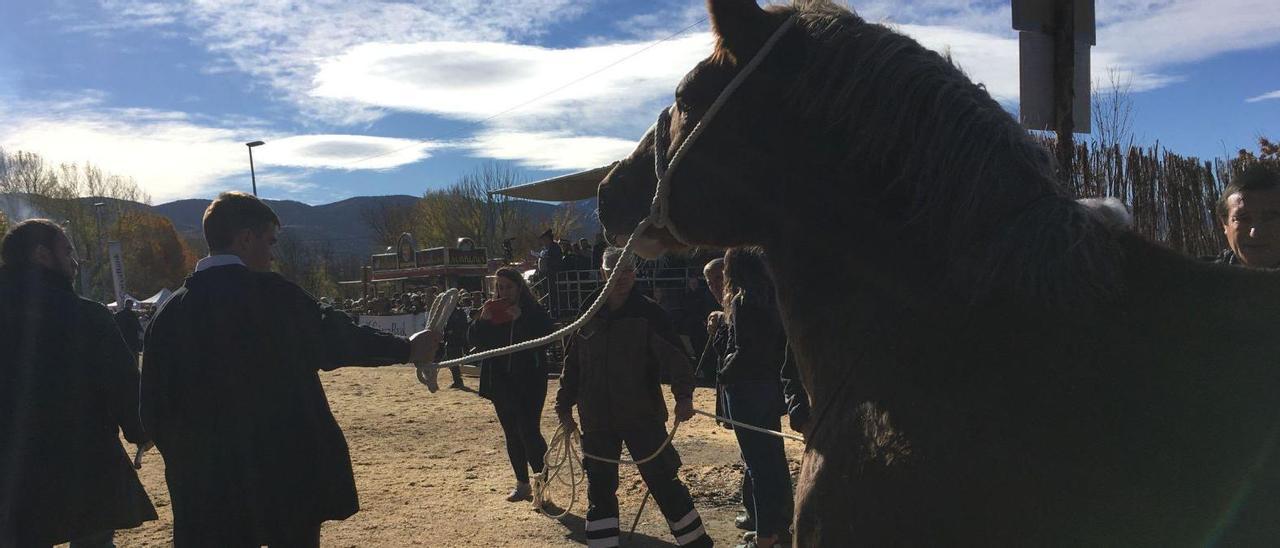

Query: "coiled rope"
left=414, top=288, right=461, bottom=393
left=533, top=407, right=804, bottom=534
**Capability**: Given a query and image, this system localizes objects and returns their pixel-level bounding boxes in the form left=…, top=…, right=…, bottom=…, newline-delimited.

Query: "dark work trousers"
left=169, top=523, right=321, bottom=548
left=261, top=523, right=322, bottom=548
left=741, top=465, right=755, bottom=522
left=581, top=425, right=712, bottom=548
left=62, top=530, right=114, bottom=548
left=492, top=394, right=548, bottom=484
left=724, top=381, right=793, bottom=539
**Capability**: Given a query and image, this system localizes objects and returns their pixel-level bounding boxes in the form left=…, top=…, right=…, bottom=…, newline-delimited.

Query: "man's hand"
left=558, top=408, right=578, bottom=432
left=674, top=399, right=695, bottom=422
left=706, top=311, right=725, bottom=336
left=409, top=329, right=443, bottom=363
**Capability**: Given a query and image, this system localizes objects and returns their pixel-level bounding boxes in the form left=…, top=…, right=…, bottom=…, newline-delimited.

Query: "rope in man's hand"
left=413, top=288, right=460, bottom=393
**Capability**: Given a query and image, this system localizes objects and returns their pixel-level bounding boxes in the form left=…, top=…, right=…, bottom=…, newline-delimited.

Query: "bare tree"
left=1091, top=67, right=1135, bottom=153
left=360, top=200, right=418, bottom=249
left=415, top=162, right=539, bottom=257
left=549, top=203, right=586, bottom=242
left=0, top=147, right=155, bottom=300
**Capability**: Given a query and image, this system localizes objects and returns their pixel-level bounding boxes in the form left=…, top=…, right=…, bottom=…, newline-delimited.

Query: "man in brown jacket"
left=556, top=247, right=711, bottom=548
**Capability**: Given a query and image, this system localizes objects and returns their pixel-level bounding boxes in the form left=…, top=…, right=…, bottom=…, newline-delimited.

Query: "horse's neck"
left=762, top=236, right=944, bottom=403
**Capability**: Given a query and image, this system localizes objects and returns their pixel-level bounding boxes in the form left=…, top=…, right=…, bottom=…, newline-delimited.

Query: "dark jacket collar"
left=0, top=264, right=75, bottom=294
left=586, top=287, right=647, bottom=321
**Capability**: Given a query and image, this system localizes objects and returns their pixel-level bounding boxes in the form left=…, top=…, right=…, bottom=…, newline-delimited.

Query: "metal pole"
left=93, top=203, right=106, bottom=260
left=486, top=193, right=496, bottom=253
left=1053, top=0, right=1076, bottom=185
left=93, top=203, right=107, bottom=300
left=248, top=146, right=259, bottom=196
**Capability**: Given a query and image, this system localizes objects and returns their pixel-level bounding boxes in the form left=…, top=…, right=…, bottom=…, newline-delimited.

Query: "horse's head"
left=598, top=0, right=806, bottom=257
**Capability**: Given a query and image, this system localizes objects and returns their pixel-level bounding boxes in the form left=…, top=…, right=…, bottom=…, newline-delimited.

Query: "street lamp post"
left=246, top=140, right=265, bottom=196
left=93, top=202, right=106, bottom=299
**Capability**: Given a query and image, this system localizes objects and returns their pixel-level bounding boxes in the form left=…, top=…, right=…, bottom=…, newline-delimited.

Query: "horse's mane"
left=772, top=0, right=1126, bottom=309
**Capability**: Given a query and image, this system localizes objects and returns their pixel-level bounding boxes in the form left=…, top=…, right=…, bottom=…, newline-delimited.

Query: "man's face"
left=42, top=233, right=79, bottom=283
left=705, top=266, right=725, bottom=301
left=1222, top=189, right=1280, bottom=267
left=603, top=266, right=636, bottom=298
left=239, top=224, right=278, bottom=272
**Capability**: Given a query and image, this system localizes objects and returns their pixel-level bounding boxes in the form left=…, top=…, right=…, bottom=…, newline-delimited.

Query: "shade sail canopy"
left=490, top=163, right=617, bottom=202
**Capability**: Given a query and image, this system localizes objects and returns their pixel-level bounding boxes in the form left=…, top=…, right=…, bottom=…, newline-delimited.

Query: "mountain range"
left=0, top=194, right=598, bottom=258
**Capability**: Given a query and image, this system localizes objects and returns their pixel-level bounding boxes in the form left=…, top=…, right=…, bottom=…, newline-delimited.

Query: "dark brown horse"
left=597, top=0, right=1280, bottom=545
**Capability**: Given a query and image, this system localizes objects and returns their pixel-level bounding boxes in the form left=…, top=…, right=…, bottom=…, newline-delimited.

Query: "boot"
left=506, top=481, right=532, bottom=502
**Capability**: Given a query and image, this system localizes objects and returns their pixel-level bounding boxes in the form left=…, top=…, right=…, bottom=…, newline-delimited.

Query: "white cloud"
left=258, top=135, right=440, bottom=171
left=1096, top=0, right=1280, bottom=68
left=0, top=97, right=443, bottom=202
left=310, top=34, right=710, bottom=169
left=56, top=0, right=1280, bottom=178
left=1, top=105, right=247, bottom=203
left=81, top=0, right=593, bottom=125
left=468, top=130, right=638, bottom=171
left=1246, top=90, right=1280, bottom=103
left=311, top=35, right=713, bottom=128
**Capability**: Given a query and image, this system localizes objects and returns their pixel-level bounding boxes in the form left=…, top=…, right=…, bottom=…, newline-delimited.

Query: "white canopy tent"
left=106, top=294, right=140, bottom=310
left=141, top=288, right=173, bottom=306
left=108, top=288, right=173, bottom=310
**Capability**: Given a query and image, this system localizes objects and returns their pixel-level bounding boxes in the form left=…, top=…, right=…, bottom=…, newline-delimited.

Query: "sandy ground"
left=110, top=366, right=805, bottom=547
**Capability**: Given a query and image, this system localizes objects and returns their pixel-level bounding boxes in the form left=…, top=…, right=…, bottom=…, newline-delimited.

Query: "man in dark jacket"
left=114, top=299, right=144, bottom=354
left=140, top=192, right=440, bottom=547
left=556, top=247, right=711, bottom=548
left=0, top=219, right=156, bottom=547
left=535, top=229, right=563, bottom=317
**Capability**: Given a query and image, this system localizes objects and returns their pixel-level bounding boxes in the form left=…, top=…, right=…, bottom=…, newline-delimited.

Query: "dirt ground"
left=111, top=366, right=805, bottom=547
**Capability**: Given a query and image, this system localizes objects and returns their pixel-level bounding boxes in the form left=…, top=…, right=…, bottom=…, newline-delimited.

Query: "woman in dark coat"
left=719, top=247, right=793, bottom=548
left=0, top=220, right=156, bottom=547
left=469, top=267, right=554, bottom=502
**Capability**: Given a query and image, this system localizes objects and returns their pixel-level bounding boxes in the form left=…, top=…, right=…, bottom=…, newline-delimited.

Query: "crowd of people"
left=4, top=165, right=1279, bottom=547
left=334, top=287, right=478, bottom=317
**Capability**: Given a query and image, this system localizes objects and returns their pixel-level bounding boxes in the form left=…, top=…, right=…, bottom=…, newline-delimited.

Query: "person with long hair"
left=469, top=267, right=554, bottom=502
left=720, top=247, right=793, bottom=548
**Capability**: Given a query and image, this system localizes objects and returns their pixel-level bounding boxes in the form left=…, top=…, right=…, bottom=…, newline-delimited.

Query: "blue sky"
left=0, top=0, right=1276, bottom=205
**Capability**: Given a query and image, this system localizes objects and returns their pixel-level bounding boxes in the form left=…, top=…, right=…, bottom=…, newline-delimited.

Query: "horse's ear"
left=708, top=0, right=771, bottom=59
